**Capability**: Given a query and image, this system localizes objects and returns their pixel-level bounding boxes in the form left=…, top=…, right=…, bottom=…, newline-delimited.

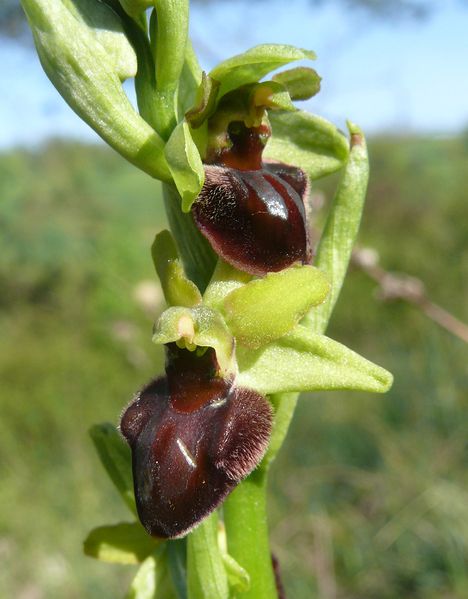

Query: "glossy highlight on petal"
left=192, top=164, right=310, bottom=276
left=120, top=345, right=272, bottom=539
left=193, top=119, right=311, bottom=275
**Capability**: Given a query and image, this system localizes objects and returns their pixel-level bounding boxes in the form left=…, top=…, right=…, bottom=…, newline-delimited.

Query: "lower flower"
left=120, top=343, right=272, bottom=538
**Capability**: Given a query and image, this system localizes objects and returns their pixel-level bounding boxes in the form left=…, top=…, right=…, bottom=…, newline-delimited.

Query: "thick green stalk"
left=223, top=470, right=278, bottom=599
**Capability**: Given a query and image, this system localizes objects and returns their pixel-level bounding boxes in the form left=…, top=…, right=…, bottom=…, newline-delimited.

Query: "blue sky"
left=1, top=0, right=467, bottom=148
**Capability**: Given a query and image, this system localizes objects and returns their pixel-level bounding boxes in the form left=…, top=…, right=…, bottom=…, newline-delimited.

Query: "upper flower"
left=193, top=121, right=312, bottom=276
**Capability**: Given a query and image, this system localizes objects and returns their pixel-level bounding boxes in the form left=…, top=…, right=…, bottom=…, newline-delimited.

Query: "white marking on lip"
left=176, top=438, right=196, bottom=469
left=209, top=397, right=227, bottom=409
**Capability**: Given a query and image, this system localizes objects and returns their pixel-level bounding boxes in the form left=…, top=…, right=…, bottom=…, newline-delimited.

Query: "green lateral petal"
left=21, top=0, right=170, bottom=181
left=152, top=306, right=235, bottom=376
left=272, top=66, right=321, bottom=100
left=236, top=325, right=393, bottom=395
left=210, top=44, right=316, bottom=98
left=264, top=109, right=349, bottom=180
left=83, top=522, right=159, bottom=564
left=305, top=122, right=369, bottom=331
left=223, top=265, right=330, bottom=348
left=151, top=230, right=202, bottom=307
left=187, top=514, right=229, bottom=599
left=165, top=120, right=205, bottom=213
left=89, top=423, right=136, bottom=515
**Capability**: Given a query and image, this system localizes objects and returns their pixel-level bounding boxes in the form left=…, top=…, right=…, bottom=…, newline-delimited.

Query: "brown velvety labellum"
left=192, top=164, right=310, bottom=276
left=120, top=347, right=272, bottom=539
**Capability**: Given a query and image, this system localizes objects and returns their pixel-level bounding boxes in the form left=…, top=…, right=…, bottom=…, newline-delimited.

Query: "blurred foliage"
left=0, top=134, right=467, bottom=598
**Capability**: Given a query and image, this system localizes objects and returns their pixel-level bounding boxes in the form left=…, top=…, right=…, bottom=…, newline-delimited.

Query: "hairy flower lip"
left=192, top=162, right=311, bottom=276
left=120, top=345, right=272, bottom=539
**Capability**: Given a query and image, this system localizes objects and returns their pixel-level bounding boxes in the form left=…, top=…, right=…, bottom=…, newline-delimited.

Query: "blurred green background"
left=1, top=133, right=467, bottom=598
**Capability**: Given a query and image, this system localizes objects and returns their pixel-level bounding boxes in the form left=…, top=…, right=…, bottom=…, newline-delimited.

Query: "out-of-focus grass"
left=0, top=135, right=467, bottom=598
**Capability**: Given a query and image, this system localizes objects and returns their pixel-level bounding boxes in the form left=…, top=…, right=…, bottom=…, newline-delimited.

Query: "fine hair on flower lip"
left=120, top=345, right=272, bottom=539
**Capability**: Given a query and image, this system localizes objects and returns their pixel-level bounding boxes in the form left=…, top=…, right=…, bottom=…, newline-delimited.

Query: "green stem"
left=163, top=183, right=216, bottom=292
left=223, top=470, right=278, bottom=599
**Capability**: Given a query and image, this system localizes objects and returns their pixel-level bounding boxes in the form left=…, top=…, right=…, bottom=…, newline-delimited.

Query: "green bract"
left=305, top=121, right=370, bottom=330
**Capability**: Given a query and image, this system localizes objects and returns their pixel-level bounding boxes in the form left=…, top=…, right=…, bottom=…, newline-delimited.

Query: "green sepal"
left=304, top=122, right=369, bottom=330
left=165, top=120, right=205, bottom=213
left=203, top=259, right=252, bottom=312
left=21, top=0, right=170, bottom=181
left=152, top=306, right=235, bottom=376
left=186, top=72, right=221, bottom=129
left=223, top=265, right=330, bottom=348
left=151, top=230, right=202, bottom=307
left=272, top=66, right=321, bottom=100
left=264, top=109, right=349, bottom=180
left=222, top=553, right=250, bottom=593
left=83, top=522, right=160, bottom=564
left=89, top=423, right=136, bottom=515
left=210, top=44, right=316, bottom=98
left=187, top=514, right=229, bottom=599
left=236, top=325, right=393, bottom=395
left=126, top=547, right=178, bottom=599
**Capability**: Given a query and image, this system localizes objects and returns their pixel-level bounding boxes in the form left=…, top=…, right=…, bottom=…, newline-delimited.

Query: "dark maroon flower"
left=192, top=121, right=311, bottom=276
left=120, top=344, right=272, bottom=539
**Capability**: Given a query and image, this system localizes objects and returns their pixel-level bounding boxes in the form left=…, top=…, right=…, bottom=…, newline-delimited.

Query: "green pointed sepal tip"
left=236, top=325, right=393, bottom=396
